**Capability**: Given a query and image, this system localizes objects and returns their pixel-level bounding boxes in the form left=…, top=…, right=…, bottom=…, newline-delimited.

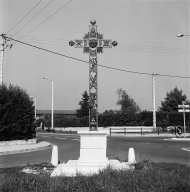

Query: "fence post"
left=158, top=127, right=159, bottom=135
left=141, top=127, right=142, bottom=135
left=110, top=128, right=111, bottom=135
left=175, top=127, right=176, bottom=135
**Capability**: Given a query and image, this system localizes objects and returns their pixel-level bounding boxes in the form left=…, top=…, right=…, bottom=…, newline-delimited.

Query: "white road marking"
left=181, top=148, right=190, bottom=152
left=40, top=136, right=51, bottom=138
left=54, top=137, right=67, bottom=140
left=72, top=139, right=80, bottom=141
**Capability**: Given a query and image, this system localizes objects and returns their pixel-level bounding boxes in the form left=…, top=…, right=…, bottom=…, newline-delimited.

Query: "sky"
left=0, top=0, right=190, bottom=113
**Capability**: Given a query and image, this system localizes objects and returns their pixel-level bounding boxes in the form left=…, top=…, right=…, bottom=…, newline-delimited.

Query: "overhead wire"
left=118, top=43, right=190, bottom=52
left=11, top=0, right=54, bottom=37
left=6, top=0, right=43, bottom=34
left=4, top=35, right=190, bottom=79
left=11, top=35, right=69, bottom=43
left=9, top=34, right=190, bottom=55
left=4, top=0, right=73, bottom=54
left=16, top=0, right=73, bottom=40
left=115, top=45, right=190, bottom=55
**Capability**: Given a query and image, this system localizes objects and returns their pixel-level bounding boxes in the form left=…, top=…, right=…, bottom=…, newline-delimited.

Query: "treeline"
left=36, top=111, right=190, bottom=129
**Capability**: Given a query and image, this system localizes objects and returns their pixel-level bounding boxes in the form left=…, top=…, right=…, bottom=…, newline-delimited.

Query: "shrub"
left=0, top=83, right=36, bottom=141
left=37, top=110, right=190, bottom=128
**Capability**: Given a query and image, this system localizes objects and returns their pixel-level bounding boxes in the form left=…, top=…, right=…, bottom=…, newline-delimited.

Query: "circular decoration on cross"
left=89, top=39, right=98, bottom=48
left=90, top=20, right=96, bottom=25
left=112, top=40, right=118, bottom=46
left=69, top=40, right=74, bottom=46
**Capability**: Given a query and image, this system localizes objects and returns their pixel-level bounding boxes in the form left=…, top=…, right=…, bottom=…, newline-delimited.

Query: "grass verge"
left=0, top=160, right=189, bottom=192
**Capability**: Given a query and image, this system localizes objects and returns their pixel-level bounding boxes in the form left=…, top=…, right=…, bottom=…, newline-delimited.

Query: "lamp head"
left=177, top=34, right=184, bottom=37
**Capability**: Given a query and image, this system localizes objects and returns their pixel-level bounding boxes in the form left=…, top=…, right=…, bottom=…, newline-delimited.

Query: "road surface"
left=0, top=133, right=189, bottom=168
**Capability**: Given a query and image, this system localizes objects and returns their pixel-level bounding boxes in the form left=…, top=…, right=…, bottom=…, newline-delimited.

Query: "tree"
left=0, top=83, right=36, bottom=141
left=102, top=109, right=118, bottom=115
left=158, top=87, right=190, bottom=112
left=76, top=90, right=89, bottom=117
left=116, top=88, right=141, bottom=113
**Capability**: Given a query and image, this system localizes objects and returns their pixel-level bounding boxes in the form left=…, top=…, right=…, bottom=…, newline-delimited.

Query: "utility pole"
left=52, top=81, right=54, bottom=129
left=43, top=77, right=54, bottom=129
left=0, top=34, right=13, bottom=85
left=152, top=74, right=156, bottom=129
left=0, top=35, right=5, bottom=85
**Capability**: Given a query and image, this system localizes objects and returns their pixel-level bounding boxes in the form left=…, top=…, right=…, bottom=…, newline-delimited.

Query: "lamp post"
left=177, top=34, right=190, bottom=37
left=177, top=33, right=190, bottom=137
left=43, top=77, right=54, bottom=129
left=152, top=74, right=157, bottom=130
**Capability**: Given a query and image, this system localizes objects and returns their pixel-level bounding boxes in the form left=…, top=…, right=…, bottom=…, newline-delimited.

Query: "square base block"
left=77, top=131, right=108, bottom=164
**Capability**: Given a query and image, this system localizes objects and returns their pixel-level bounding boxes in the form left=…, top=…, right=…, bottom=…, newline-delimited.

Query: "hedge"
left=38, top=111, right=190, bottom=129
left=0, top=84, right=36, bottom=141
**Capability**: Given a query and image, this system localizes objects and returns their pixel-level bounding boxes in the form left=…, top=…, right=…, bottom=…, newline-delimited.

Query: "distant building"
left=36, top=110, right=76, bottom=119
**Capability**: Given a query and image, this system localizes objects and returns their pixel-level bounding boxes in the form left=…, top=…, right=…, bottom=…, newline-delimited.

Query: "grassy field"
left=0, top=160, right=189, bottom=192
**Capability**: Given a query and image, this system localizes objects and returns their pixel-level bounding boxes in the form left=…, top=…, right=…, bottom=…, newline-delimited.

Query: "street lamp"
left=177, top=34, right=190, bottom=137
left=43, top=77, right=54, bottom=129
left=177, top=34, right=190, bottom=37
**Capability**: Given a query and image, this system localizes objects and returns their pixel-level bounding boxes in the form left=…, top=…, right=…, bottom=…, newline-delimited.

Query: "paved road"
left=0, top=133, right=189, bottom=168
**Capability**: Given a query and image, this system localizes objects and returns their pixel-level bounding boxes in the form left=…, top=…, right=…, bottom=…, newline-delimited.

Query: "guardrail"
left=109, top=127, right=178, bottom=136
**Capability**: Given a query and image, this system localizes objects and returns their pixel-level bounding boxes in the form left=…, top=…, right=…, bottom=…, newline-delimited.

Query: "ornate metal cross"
left=69, top=20, right=117, bottom=131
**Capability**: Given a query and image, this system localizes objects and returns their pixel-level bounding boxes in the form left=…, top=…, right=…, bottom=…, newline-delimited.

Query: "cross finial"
left=90, top=20, right=96, bottom=25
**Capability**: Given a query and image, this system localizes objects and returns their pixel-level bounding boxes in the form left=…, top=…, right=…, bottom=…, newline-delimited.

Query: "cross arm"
left=69, top=39, right=117, bottom=48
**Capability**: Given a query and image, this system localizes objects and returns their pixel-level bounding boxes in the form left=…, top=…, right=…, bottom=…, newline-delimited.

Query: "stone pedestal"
left=51, top=131, right=133, bottom=177
left=77, top=131, right=108, bottom=164
left=77, top=131, right=109, bottom=174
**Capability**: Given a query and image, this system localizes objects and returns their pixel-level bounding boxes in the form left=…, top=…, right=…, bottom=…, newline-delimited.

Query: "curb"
left=0, top=144, right=53, bottom=155
left=171, top=138, right=190, bottom=141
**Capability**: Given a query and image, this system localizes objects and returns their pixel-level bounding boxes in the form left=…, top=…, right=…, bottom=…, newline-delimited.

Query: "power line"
left=119, top=43, right=190, bottom=52
left=11, top=0, right=54, bottom=37
left=115, top=45, right=190, bottom=55
left=11, top=35, right=69, bottom=42
left=10, top=34, right=190, bottom=54
left=17, top=40, right=68, bottom=46
left=6, top=0, right=43, bottom=34
left=4, top=0, right=73, bottom=54
left=5, top=36, right=190, bottom=79
left=17, top=0, right=73, bottom=39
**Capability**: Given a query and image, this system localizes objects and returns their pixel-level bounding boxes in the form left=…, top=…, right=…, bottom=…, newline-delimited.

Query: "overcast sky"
left=1, top=0, right=190, bottom=112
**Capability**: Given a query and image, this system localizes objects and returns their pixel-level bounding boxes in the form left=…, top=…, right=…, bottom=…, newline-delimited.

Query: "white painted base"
left=51, top=160, right=134, bottom=177
left=51, top=131, right=134, bottom=177
left=78, top=131, right=108, bottom=162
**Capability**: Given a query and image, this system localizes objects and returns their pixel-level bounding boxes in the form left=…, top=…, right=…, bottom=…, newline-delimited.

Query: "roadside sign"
left=176, top=126, right=183, bottom=135
left=178, top=105, right=189, bottom=108
left=178, top=109, right=190, bottom=112
left=178, top=102, right=188, bottom=138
